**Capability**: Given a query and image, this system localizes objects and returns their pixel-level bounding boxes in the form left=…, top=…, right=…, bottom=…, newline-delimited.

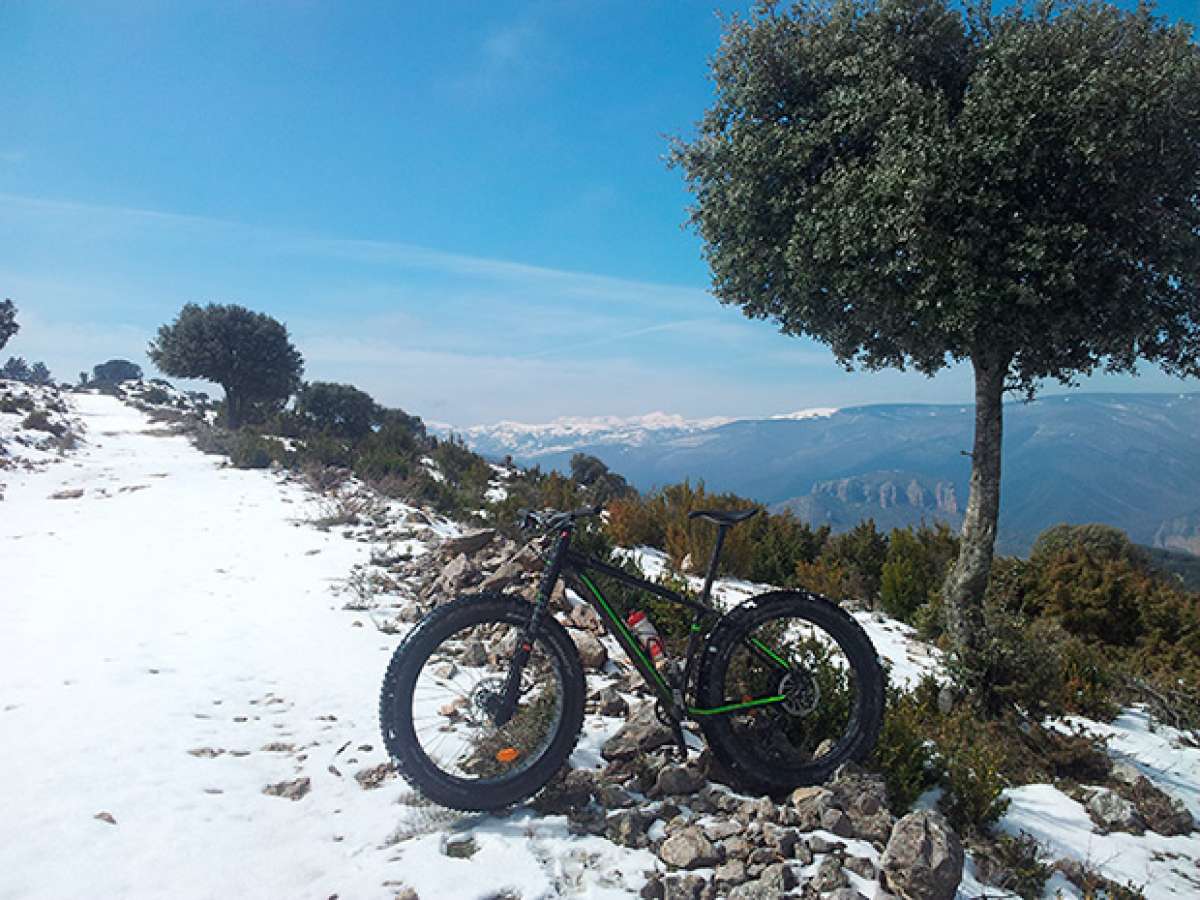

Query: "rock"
left=662, top=873, right=706, bottom=900
left=809, top=835, right=846, bottom=854
left=823, top=808, right=855, bottom=837
left=1129, top=776, right=1195, bottom=836
left=263, top=777, right=311, bottom=801
left=568, top=603, right=604, bottom=633
left=659, top=826, right=720, bottom=870
left=353, top=762, right=397, bottom=790
left=714, top=859, right=748, bottom=886
left=723, top=835, right=753, bottom=860
left=568, top=628, right=608, bottom=670
left=479, top=559, right=525, bottom=592
left=880, top=810, right=963, bottom=900
left=595, top=782, right=636, bottom=809
left=640, top=876, right=665, bottom=900
left=793, top=787, right=837, bottom=829
left=813, top=856, right=849, bottom=892
left=534, top=768, right=596, bottom=815
left=827, top=890, right=868, bottom=900
left=759, top=862, right=797, bottom=894
left=703, top=819, right=743, bottom=841
left=437, top=553, right=476, bottom=592
left=94, top=811, right=116, bottom=825
left=602, top=702, right=675, bottom=761
left=605, top=809, right=647, bottom=848
left=460, top=640, right=487, bottom=668
left=845, top=854, right=878, bottom=880
left=728, top=875, right=788, bottom=900
left=1087, top=788, right=1143, bottom=834
left=590, top=686, right=629, bottom=717
left=393, top=889, right=419, bottom=900
left=794, top=840, right=814, bottom=865
left=440, top=530, right=496, bottom=557
left=657, top=765, right=706, bottom=796
left=442, top=833, right=477, bottom=858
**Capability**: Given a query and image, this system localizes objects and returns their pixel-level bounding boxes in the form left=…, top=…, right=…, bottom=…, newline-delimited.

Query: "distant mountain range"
left=436, top=393, right=1200, bottom=556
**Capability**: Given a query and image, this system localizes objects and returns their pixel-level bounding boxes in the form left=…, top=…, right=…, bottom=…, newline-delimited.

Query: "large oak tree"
left=672, top=0, right=1200, bottom=653
left=149, top=303, right=304, bottom=428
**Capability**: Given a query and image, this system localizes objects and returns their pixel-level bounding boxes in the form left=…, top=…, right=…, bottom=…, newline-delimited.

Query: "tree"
left=148, top=303, right=304, bottom=428
left=672, top=0, right=1200, bottom=653
left=294, top=381, right=379, bottom=441
left=28, top=362, right=52, bottom=385
left=1, top=357, right=30, bottom=381
left=92, top=358, right=143, bottom=384
left=0, top=299, right=16, bottom=351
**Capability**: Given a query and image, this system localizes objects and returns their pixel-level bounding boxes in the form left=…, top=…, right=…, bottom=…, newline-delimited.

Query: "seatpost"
left=699, top=525, right=728, bottom=606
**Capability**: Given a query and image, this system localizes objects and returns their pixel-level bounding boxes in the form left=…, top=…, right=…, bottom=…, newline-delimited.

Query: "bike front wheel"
left=379, top=594, right=586, bottom=811
left=696, top=590, right=884, bottom=795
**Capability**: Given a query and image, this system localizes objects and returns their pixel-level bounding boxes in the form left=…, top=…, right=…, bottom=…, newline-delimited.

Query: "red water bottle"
left=626, top=610, right=665, bottom=662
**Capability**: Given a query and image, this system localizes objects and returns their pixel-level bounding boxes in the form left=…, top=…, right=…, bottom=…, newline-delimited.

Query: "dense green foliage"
left=91, top=359, right=143, bottom=384
left=0, top=299, right=16, bottom=351
left=1, top=357, right=53, bottom=385
left=673, top=0, right=1200, bottom=654
left=292, top=381, right=379, bottom=441
left=148, top=303, right=304, bottom=428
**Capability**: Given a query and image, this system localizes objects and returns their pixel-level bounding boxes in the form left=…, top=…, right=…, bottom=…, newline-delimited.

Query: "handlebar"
left=518, top=506, right=603, bottom=532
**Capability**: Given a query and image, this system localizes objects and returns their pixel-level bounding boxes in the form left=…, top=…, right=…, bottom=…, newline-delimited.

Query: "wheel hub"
left=779, top=670, right=819, bottom=716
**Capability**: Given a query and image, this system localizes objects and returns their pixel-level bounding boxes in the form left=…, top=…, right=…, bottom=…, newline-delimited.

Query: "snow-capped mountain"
left=430, top=408, right=838, bottom=459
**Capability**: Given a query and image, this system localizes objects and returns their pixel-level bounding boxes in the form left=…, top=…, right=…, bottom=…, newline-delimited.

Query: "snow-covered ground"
left=2, top=392, right=1196, bottom=899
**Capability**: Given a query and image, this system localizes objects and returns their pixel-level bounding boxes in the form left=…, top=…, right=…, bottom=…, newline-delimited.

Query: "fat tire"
left=696, top=590, right=884, bottom=796
left=379, top=593, right=586, bottom=811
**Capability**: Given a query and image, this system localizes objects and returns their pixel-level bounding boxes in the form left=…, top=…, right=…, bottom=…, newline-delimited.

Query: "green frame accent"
left=750, top=638, right=792, bottom=670
left=576, top=572, right=671, bottom=693
left=688, top=695, right=787, bottom=716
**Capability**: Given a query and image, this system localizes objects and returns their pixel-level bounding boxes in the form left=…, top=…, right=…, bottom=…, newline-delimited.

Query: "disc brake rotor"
left=779, top=670, right=820, bottom=716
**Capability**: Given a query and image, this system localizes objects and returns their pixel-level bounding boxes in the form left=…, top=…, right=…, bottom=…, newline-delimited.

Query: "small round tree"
left=672, top=0, right=1200, bottom=653
left=294, top=381, right=380, bottom=441
left=0, top=299, right=16, bottom=351
left=92, top=359, right=144, bottom=384
left=148, top=303, right=304, bottom=428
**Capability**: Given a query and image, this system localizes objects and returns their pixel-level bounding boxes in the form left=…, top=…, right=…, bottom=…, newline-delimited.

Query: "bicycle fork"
left=493, top=528, right=570, bottom=727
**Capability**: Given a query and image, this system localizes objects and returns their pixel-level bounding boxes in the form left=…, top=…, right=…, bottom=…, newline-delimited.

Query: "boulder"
left=567, top=628, right=609, bottom=670
left=657, top=764, right=706, bottom=796
left=659, top=826, right=720, bottom=870
left=879, top=811, right=963, bottom=900
left=1130, top=776, right=1195, bottom=836
left=1087, top=788, right=1143, bottom=834
left=439, top=530, right=496, bottom=558
left=602, top=702, right=676, bottom=761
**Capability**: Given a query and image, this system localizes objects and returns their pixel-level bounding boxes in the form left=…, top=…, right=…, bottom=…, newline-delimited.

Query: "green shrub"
left=21, top=410, right=64, bottom=436
left=817, top=520, right=888, bottom=607
left=880, top=524, right=959, bottom=623
left=230, top=433, right=276, bottom=469
left=869, top=677, right=940, bottom=813
left=936, top=708, right=1011, bottom=835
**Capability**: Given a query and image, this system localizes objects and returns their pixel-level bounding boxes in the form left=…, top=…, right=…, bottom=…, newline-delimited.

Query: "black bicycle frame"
left=513, top=518, right=792, bottom=724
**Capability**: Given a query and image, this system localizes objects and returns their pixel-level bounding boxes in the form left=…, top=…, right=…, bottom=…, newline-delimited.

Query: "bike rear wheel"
left=696, top=591, right=884, bottom=795
left=379, top=594, right=586, bottom=811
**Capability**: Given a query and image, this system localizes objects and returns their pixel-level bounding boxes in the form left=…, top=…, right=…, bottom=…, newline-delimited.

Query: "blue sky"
left=3, top=0, right=1197, bottom=426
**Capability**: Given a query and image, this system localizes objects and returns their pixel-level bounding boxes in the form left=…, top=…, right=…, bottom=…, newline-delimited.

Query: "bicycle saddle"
left=687, top=508, right=759, bottom=526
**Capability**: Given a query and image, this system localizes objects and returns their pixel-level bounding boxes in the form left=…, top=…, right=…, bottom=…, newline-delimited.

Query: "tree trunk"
left=942, top=350, right=1009, bottom=653
left=224, top=388, right=241, bottom=429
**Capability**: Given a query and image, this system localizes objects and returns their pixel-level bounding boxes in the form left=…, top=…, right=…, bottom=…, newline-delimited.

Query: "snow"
left=3, top=391, right=1198, bottom=899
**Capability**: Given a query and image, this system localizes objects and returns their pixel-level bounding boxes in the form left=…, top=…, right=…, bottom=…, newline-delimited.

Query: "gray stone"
left=758, top=862, right=797, bottom=894
left=659, top=827, right=720, bottom=870
left=440, top=530, right=496, bottom=557
left=262, top=777, right=310, bottom=801
left=1087, top=788, right=1143, bottom=833
left=591, top=686, right=629, bottom=717
left=822, top=808, right=856, bottom=837
left=880, top=810, right=963, bottom=900
left=568, top=628, right=609, bottom=670
left=723, top=836, right=753, bottom=860
left=657, top=765, right=706, bottom=796
left=703, top=819, right=743, bottom=841
left=602, top=702, right=676, bottom=761
left=845, top=854, right=878, bottom=880
left=606, top=809, right=647, bottom=848
left=662, top=873, right=706, bottom=900
left=813, top=856, right=849, bottom=892
left=809, top=835, right=846, bottom=854
left=827, top=889, right=868, bottom=900
left=714, top=859, right=748, bottom=886
left=442, top=833, right=477, bottom=858
left=459, top=640, right=487, bottom=668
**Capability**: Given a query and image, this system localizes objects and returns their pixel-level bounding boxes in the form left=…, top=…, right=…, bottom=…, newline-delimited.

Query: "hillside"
left=450, top=393, right=1200, bottom=556
left=2, top=387, right=1198, bottom=899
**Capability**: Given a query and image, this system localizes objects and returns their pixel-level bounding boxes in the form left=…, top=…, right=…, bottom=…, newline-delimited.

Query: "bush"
left=21, top=410, right=64, bottom=436
left=294, top=381, right=379, bottom=441
left=935, top=708, right=1011, bottom=835
left=869, top=677, right=940, bottom=813
left=879, top=524, right=959, bottom=623
left=817, top=520, right=888, bottom=607
left=229, top=433, right=280, bottom=469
